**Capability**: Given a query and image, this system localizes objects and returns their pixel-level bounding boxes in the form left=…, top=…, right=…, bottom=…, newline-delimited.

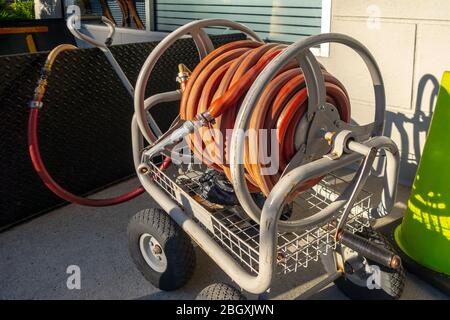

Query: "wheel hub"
left=139, top=233, right=168, bottom=273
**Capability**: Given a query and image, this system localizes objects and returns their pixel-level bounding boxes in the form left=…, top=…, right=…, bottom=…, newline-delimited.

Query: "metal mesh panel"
left=147, top=161, right=372, bottom=275
left=0, top=33, right=245, bottom=229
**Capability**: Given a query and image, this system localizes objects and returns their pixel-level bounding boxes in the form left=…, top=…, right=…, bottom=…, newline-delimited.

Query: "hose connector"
left=195, top=111, right=215, bottom=126
left=143, top=120, right=200, bottom=160
left=29, top=67, right=51, bottom=109
left=29, top=100, right=43, bottom=109
left=176, top=63, right=191, bottom=92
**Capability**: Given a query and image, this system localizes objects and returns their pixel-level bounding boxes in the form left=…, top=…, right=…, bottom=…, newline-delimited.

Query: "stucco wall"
left=318, top=1, right=450, bottom=185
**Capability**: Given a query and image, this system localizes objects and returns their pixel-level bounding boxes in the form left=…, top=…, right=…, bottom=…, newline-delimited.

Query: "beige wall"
left=318, top=1, right=450, bottom=185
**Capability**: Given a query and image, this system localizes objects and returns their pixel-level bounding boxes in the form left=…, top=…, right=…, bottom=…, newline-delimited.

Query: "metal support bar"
left=296, top=50, right=326, bottom=119
left=131, top=90, right=181, bottom=166
left=67, top=13, right=163, bottom=138
left=335, top=146, right=377, bottom=234
left=102, top=50, right=134, bottom=97
left=347, top=140, right=373, bottom=156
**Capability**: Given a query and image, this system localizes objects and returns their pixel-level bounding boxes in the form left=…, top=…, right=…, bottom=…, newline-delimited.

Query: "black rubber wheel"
left=196, top=283, right=247, bottom=300
left=128, top=208, right=196, bottom=291
left=321, top=228, right=406, bottom=300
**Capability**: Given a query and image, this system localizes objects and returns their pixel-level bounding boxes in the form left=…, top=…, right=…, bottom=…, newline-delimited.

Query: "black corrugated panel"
left=0, top=33, right=245, bottom=230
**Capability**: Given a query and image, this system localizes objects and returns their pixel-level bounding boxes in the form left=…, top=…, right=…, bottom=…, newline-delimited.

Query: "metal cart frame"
left=130, top=19, right=401, bottom=297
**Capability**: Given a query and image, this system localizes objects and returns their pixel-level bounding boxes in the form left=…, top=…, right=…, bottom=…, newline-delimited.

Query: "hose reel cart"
left=128, top=19, right=406, bottom=300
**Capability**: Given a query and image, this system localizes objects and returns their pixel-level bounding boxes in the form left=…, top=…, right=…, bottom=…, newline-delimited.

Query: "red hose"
left=28, top=108, right=145, bottom=206
left=181, top=40, right=351, bottom=196
left=27, top=44, right=145, bottom=207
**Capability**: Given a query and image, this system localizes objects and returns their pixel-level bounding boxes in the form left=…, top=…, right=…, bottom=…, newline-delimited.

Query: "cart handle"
left=67, top=14, right=116, bottom=50
left=134, top=19, right=263, bottom=145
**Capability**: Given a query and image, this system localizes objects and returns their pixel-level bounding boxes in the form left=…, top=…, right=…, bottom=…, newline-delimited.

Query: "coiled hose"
left=30, top=40, right=351, bottom=206
left=28, top=44, right=145, bottom=206
left=180, top=40, right=351, bottom=196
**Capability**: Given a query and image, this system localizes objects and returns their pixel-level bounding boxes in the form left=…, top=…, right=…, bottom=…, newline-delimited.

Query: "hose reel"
left=134, top=19, right=399, bottom=235
left=135, top=19, right=399, bottom=234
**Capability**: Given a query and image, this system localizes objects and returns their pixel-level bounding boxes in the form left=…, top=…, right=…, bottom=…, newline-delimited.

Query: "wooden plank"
left=0, top=26, right=49, bottom=35
left=25, top=34, right=37, bottom=53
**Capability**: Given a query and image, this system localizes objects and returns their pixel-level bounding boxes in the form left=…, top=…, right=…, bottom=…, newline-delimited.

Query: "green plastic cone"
left=395, top=71, right=450, bottom=275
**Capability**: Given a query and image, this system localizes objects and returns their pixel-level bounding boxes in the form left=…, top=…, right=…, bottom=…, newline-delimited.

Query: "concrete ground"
left=0, top=176, right=447, bottom=300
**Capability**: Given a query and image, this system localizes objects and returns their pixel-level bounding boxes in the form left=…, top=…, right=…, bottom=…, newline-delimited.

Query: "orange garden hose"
left=180, top=40, right=351, bottom=196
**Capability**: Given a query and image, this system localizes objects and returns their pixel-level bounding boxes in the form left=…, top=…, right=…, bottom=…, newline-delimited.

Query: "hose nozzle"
left=178, top=63, right=191, bottom=75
